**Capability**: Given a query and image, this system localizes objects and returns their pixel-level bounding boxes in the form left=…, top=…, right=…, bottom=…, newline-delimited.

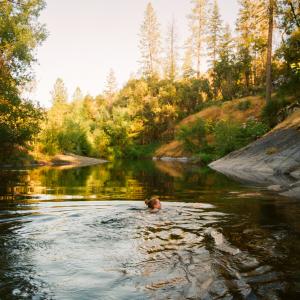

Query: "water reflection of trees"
left=0, top=160, right=242, bottom=201
left=0, top=171, right=32, bottom=199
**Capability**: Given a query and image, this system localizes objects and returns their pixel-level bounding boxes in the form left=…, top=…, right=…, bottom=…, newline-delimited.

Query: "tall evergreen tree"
left=207, top=0, right=223, bottom=69
left=72, top=87, right=84, bottom=103
left=104, top=69, right=118, bottom=107
left=236, top=0, right=269, bottom=90
left=182, top=40, right=194, bottom=78
left=139, top=2, right=161, bottom=78
left=188, top=0, right=209, bottom=78
left=51, top=78, right=68, bottom=106
left=164, top=18, right=179, bottom=81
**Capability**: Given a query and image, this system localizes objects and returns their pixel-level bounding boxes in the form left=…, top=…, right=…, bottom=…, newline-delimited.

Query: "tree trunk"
left=266, top=0, right=274, bottom=103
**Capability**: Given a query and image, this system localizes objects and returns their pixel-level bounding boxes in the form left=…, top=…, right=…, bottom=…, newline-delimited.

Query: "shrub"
left=235, top=99, right=251, bottom=111
left=261, top=98, right=289, bottom=127
left=192, top=152, right=215, bottom=164
left=124, top=143, right=159, bottom=159
left=213, top=121, right=244, bottom=156
left=213, top=120, right=269, bottom=157
left=176, top=118, right=208, bottom=153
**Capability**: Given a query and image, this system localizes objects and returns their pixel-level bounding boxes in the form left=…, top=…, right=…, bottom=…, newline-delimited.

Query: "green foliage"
left=0, top=0, right=46, bottom=161
left=213, top=120, right=269, bottom=157
left=213, top=121, right=244, bottom=156
left=124, top=143, right=160, bottom=159
left=1, top=0, right=299, bottom=165
left=261, top=98, right=289, bottom=127
left=176, top=117, right=269, bottom=163
left=191, top=152, right=216, bottom=165
left=57, top=121, right=91, bottom=156
left=235, top=99, right=252, bottom=111
left=176, top=119, right=208, bottom=153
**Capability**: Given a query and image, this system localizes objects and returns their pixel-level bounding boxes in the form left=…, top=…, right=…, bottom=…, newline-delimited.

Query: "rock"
left=209, top=110, right=300, bottom=199
left=267, top=185, right=282, bottom=192
left=154, top=156, right=191, bottom=163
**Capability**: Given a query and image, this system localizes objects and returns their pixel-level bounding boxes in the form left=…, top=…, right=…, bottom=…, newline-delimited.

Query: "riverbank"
left=0, top=153, right=107, bottom=169
left=209, top=110, right=300, bottom=198
left=46, top=154, right=108, bottom=169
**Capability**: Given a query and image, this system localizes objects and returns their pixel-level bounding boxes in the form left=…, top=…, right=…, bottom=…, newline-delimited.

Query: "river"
left=0, top=160, right=299, bottom=299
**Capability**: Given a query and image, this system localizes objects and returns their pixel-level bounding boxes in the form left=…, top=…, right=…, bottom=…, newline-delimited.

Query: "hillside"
left=155, top=96, right=265, bottom=158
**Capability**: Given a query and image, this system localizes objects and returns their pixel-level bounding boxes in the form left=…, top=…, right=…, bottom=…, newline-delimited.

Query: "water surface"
left=0, top=160, right=299, bottom=299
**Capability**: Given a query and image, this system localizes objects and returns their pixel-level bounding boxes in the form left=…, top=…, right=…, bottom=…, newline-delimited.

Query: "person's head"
left=145, top=196, right=161, bottom=209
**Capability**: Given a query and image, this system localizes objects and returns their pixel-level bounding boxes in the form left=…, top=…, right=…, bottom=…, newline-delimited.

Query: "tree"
left=182, top=39, right=194, bottom=78
left=207, top=0, right=223, bottom=69
left=276, top=0, right=300, bottom=91
left=266, top=0, right=275, bottom=103
left=188, top=0, right=209, bottom=78
left=208, top=0, right=223, bottom=98
left=72, top=87, right=84, bottom=102
left=139, top=2, right=161, bottom=78
left=214, top=24, right=242, bottom=100
left=164, top=18, right=179, bottom=81
left=0, top=0, right=46, bottom=159
left=51, top=78, right=68, bottom=106
left=104, top=69, right=118, bottom=107
left=236, top=0, right=269, bottom=91
left=47, top=78, right=68, bottom=134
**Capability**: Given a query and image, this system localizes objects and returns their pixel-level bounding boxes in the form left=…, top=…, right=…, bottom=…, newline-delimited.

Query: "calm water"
left=0, top=160, right=299, bottom=299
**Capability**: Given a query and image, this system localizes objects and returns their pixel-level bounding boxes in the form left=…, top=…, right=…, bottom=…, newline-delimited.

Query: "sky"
left=31, top=0, right=239, bottom=107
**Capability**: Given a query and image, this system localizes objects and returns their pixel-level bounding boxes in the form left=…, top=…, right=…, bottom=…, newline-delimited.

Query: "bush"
left=235, top=99, right=251, bottom=111
left=176, top=118, right=269, bottom=163
left=191, top=152, right=215, bottom=164
left=213, top=120, right=269, bottom=157
left=213, top=121, right=244, bottom=156
left=124, top=143, right=159, bottom=159
left=176, top=118, right=208, bottom=153
left=261, top=98, right=289, bottom=127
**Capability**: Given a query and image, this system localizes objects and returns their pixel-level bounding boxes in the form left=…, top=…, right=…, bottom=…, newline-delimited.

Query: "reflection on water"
left=0, top=160, right=300, bottom=299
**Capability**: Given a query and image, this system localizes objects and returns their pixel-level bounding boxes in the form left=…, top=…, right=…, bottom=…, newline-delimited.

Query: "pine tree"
left=51, top=78, right=68, bottom=106
left=72, top=87, right=83, bottom=102
left=188, top=0, right=209, bottom=78
left=104, top=69, right=117, bottom=107
left=139, top=2, right=161, bottom=78
left=236, top=0, right=269, bottom=90
left=48, top=78, right=69, bottom=131
left=164, top=18, right=179, bottom=81
left=218, top=24, right=234, bottom=60
left=207, top=0, right=223, bottom=69
left=182, top=40, right=194, bottom=78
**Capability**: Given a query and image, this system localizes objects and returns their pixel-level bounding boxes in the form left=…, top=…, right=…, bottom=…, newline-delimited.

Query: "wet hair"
left=145, top=196, right=161, bottom=209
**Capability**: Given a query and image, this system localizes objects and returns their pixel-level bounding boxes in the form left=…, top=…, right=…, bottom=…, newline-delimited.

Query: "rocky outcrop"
left=209, top=110, right=300, bottom=199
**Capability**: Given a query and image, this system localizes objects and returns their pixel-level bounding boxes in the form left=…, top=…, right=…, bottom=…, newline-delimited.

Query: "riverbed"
left=0, top=160, right=299, bottom=299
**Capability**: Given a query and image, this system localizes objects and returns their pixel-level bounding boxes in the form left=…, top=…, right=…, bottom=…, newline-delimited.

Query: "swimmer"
left=145, top=196, right=161, bottom=210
